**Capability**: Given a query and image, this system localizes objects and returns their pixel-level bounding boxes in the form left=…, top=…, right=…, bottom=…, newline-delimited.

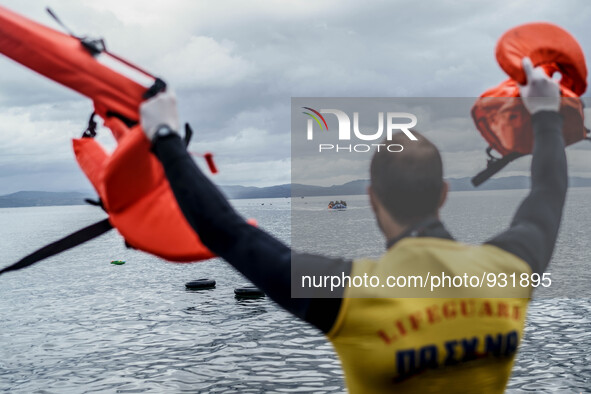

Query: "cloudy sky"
left=0, top=0, right=590, bottom=193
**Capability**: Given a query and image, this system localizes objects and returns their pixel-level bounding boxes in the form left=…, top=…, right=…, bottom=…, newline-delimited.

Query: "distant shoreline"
left=1, top=176, right=590, bottom=208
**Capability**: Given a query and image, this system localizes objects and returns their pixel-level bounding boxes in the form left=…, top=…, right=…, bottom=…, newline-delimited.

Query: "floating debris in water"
left=185, top=279, right=216, bottom=290
left=235, top=286, right=265, bottom=298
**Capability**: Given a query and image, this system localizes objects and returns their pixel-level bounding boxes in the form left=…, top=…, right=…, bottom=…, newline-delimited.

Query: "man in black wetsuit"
left=139, top=57, right=566, bottom=392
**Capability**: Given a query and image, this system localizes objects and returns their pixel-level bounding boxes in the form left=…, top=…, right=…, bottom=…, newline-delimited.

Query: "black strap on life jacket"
left=184, top=123, right=194, bottom=147
left=471, top=149, right=524, bottom=187
left=82, top=112, right=98, bottom=138
left=0, top=218, right=113, bottom=276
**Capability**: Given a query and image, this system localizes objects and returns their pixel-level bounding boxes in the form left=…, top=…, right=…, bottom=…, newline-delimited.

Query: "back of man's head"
left=370, top=131, right=443, bottom=225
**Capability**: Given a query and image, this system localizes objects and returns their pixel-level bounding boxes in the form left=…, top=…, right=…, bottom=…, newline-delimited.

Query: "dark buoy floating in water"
left=110, top=260, right=125, bottom=265
left=185, top=279, right=216, bottom=290
left=235, top=286, right=265, bottom=298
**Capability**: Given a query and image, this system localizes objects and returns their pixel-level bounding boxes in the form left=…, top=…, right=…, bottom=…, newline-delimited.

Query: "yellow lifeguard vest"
left=327, top=237, right=532, bottom=393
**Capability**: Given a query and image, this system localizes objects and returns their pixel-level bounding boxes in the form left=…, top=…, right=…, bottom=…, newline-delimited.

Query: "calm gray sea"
left=1, top=188, right=590, bottom=393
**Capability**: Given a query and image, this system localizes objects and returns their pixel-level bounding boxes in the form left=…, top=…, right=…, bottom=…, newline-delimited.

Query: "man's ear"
left=439, top=181, right=449, bottom=208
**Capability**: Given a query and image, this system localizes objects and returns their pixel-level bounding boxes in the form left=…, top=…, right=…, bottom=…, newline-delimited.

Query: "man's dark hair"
left=370, top=131, right=443, bottom=225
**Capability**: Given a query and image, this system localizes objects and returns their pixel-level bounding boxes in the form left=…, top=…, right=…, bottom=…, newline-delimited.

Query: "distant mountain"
left=2, top=176, right=591, bottom=207
left=221, top=176, right=591, bottom=198
left=219, top=184, right=291, bottom=199
left=291, top=180, right=369, bottom=197
left=219, top=179, right=369, bottom=199
left=447, top=176, right=591, bottom=191
left=0, top=191, right=91, bottom=208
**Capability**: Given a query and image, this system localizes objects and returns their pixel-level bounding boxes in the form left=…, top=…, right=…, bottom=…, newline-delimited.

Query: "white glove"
left=518, top=57, right=561, bottom=114
left=140, top=90, right=180, bottom=140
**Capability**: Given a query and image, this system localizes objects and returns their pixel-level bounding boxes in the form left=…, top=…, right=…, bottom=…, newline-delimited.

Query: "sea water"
left=0, top=189, right=590, bottom=392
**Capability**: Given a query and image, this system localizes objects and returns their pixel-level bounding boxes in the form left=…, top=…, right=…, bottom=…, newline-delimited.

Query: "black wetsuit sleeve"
left=486, top=111, right=567, bottom=275
left=152, top=134, right=349, bottom=333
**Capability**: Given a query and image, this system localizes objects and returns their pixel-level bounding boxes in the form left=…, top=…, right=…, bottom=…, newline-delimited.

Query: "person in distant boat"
left=328, top=201, right=334, bottom=209
left=141, top=58, right=567, bottom=393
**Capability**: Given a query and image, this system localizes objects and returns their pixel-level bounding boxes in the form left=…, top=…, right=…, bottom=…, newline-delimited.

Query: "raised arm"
left=140, top=93, right=348, bottom=333
left=486, top=58, right=567, bottom=274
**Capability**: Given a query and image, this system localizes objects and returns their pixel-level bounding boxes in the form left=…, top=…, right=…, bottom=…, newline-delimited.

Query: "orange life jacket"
left=0, top=6, right=214, bottom=262
left=471, top=23, right=588, bottom=186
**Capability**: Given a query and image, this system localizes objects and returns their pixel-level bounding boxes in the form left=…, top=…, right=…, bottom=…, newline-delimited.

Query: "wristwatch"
left=153, top=124, right=177, bottom=141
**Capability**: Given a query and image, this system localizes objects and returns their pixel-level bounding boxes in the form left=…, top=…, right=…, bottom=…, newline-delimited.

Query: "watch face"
left=157, top=126, right=173, bottom=137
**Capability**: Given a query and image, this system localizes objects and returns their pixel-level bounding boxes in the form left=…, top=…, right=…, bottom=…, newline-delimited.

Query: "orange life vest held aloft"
left=0, top=5, right=215, bottom=263
left=471, top=23, right=589, bottom=186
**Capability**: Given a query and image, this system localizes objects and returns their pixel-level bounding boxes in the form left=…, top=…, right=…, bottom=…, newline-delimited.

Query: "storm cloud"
left=0, top=0, right=589, bottom=193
